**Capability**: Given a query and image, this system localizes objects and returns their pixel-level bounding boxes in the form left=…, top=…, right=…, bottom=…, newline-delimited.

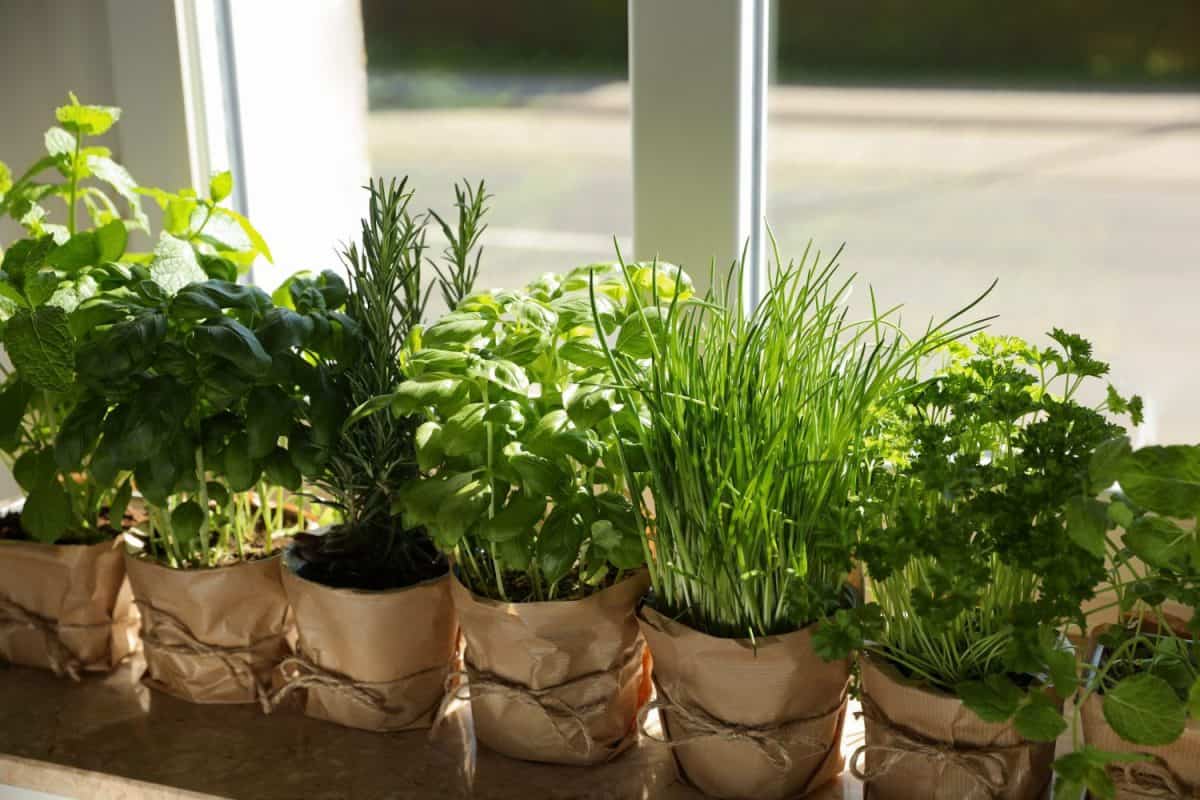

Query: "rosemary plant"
left=600, top=242, right=990, bottom=639
left=292, top=177, right=486, bottom=588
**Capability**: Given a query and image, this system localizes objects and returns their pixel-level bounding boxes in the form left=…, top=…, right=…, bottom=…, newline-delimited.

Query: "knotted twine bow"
left=1109, top=757, right=1200, bottom=799
left=433, top=638, right=647, bottom=762
left=136, top=600, right=284, bottom=707
left=264, top=653, right=448, bottom=727
left=848, top=695, right=1019, bottom=799
left=639, top=680, right=848, bottom=773
left=0, top=596, right=113, bottom=680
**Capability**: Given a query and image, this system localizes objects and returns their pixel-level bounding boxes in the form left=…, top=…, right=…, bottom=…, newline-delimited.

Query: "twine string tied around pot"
left=0, top=596, right=110, bottom=680
left=639, top=679, right=848, bottom=773
left=136, top=599, right=281, bottom=707
left=264, top=653, right=448, bottom=725
left=848, top=695, right=1014, bottom=799
left=1109, top=756, right=1200, bottom=799
left=432, top=638, right=646, bottom=761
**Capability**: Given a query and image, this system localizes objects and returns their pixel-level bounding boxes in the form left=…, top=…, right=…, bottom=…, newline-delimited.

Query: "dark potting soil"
left=0, top=504, right=150, bottom=545
left=290, top=527, right=447, bottom=590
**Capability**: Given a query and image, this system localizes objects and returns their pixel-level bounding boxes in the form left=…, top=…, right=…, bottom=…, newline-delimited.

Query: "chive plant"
left=599, top=243, right=991, bottom=639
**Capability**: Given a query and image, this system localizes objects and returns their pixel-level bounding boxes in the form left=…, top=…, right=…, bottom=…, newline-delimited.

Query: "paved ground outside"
left=370, top=79, right=1200, bottom=444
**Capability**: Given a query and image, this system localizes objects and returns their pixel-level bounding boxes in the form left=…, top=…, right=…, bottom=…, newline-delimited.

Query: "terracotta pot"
left=0, top=535, right=137, bottom=678
left=449, top=571, right=652, bottom=765
left=1080, top=684, right=1200, bottom=798
left=276, top=542, right=459, bottom=731
left=124, top=551, right=292, bottom=704
left=853, top=656, right=1055, bottom=800
left=638, top=607, right=849, bottom=799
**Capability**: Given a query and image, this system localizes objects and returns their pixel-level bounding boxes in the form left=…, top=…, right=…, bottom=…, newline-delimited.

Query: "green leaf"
left=171, top=501, right=206, bottom=546
left=1103, top=673, right=1188, bottom=746
left=209, top=171, right=233, bottom=203
left=1090, top=436, right=1132, bottom=493
left=433, top=477, right=491, bottom=548
left=1044, top=647, right=1079, bottom=697
left=56, top=94, right=120, bottom=136
left=614, top=306, right=667, bottom=358
left=21, top=482, right=73, bottom=543
left=1119, top=444, right=1200, bottom=517
left=0, top=160, right=11, bottom=197
left=5, top=306, right=75, bottom=393
left=25, top=270, right=60, bottom=307
left=538, top=505, right=585, bottom=585
left=1, top=237, right=54, bottom=279
left=222, top=433, right=260, bottom=492
left=1188, top=678, right=1200, bottom=719
left=214, top=207, right=272, bottom=262
left=479, top=494, right=545, bottom=543
left=442, top=403, right=488, bottom=457
left=391, top=378, right=469, bottom=416
left=955, top=674, right=1022, bottom=723
left=14, top=448, right=57, bottom=493
left=1013, top=694, right=1067, bottom=742
left=88, top=156, right=148, bottom=231
left=263, top=447, right=301, bottom=491
left=47, top=274, right=98, bottom=314
left=558, top=336, right=609, bottom=369
left=47, top=232, right=99, bottom=272
left=190, top=317, right=272, bottom=377
left=148, top=234, right=206, bottom=296
left=415, top=421, right=444, bottom=473
left=1124, top=516, right=1190, bottom=570
left=43, top=126, right=76, bottom=158
left=0, top=380, right=32, bottom=450
left=246, top=387, right=292, bottom=458
left=1065, top=495, right=1109, bottom=559
left=564, top=383, right=622, bottom=429
left=422, top=312, right=493, bottom=348
left=95, top=219, right=127, bottom=263
left=164, top=196, right=197, bottom=236
left=503, top=442, right=569, bottom=495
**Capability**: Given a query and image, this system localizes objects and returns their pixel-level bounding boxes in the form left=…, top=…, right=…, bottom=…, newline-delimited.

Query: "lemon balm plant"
left=396, top=261, right=691, bottom=602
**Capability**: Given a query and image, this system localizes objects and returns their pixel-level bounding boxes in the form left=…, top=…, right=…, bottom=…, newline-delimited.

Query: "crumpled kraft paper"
left=0, top=537, right=138, bottom=677
left=856, top=656, right=1055, bottom=800
left=278, top=548, right=459, bottom=731
left=124, top=551, right=292, bottom=704
left=449, top=571, right=652, bottom=765
left=639, top=606, right=850, bottom=800
left=1081, top=692, right=1200, bottom=798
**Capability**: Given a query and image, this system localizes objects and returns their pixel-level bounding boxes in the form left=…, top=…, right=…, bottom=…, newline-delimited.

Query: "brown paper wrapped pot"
left=855, top=656, right=1055, bottom=800
left=449, top=570, right=652, bottom=765
left=1081, top=692, right=1200, bottom=798
left=278, top=544, right=459, bottom=731
left=0, top=536, right=137, bottom=677
left=124, top=551, right=292, bottom=704
left=639, top=606, right=849, bottom=800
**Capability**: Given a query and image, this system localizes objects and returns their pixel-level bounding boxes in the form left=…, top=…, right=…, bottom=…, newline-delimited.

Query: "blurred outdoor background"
left=363, top=0, right=1199, bottom=443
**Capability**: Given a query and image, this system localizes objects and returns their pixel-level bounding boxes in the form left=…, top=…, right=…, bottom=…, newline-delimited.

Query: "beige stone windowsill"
left=0, top=663, right=863, bottom=800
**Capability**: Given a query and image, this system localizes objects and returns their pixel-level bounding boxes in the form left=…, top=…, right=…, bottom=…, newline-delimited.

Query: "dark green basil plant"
left=0, top=95, right=268, bottom=545
left=393, top=261, right=693, bottom=602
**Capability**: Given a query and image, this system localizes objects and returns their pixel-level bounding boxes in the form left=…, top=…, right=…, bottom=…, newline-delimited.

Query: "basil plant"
left=395, top=263, right=693, bottom=602
left=0, top=95, right=268, bottom=544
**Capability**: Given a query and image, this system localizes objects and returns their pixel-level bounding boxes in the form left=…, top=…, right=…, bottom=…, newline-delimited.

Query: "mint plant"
left=0, top=95, right=268, bottom=544
left=394, top=261, right=691, bottom=601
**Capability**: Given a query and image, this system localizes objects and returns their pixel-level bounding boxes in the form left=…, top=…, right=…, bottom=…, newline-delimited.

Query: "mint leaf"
left=95, top=219, right=127, bottom=263
left=87, top=155, right=148, bottom=231
left=209, top=170, right=233, bottom=203
left=44, top=126, right=76, bottom=158
left=5, top=306, right=75, bottom=392
left=1119, top=444, right=1200, bottom=517
left=1103, top=673, right=1187, bottom=746
left=1188, top=677, right=1200, bottom=719
left=1014, top=694, right=1067, bottom=742
left=956, top=674, right=1023, bottom=723
left=55, top=93, right=119, bottom=136
left=47, top=232, right=99, bottom=272
left=214, top=207, right=272, bottom=262
left=148, top=234, right=206, bottom=296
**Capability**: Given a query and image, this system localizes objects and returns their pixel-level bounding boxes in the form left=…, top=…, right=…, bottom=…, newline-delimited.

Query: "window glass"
left=768, top=1, right=1200, bottom=442
left=361, top=1, right=631, bottom=294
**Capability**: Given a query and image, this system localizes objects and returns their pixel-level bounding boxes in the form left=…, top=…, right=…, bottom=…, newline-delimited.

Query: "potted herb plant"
left=826, top=332, right=1141, bottom=800
left=394, top=260, right=686, bottom=764
left=0, top=96, right=261, bottom=679
left=1057, top=437, right=1200, bottom=799
left=272, top=178, right=483, bottom=732
left=601, top=249, right=988, bottom=799
left=59, top=168, right=337, bottom=704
